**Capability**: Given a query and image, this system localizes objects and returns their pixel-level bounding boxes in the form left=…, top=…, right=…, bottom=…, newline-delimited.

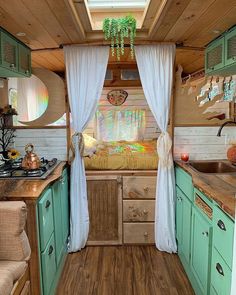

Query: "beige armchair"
left=0, top=201, right=31, bottom=295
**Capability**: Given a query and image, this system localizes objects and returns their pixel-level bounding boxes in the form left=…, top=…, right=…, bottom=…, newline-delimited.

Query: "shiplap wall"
left=84, top=88, right=160, bottom=140
left=174, top=126, right=236, bottom=160
left=14, top=129, right=67, bottom=161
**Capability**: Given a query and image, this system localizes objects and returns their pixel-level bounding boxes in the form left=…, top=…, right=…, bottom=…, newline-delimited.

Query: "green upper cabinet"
left=18, top=43, right=31, bottom=77
left=225, top=27, right=236, bottom=67
left=0, top=27, right=31, bottom=77
left=205, top=36, right=224, bottom=75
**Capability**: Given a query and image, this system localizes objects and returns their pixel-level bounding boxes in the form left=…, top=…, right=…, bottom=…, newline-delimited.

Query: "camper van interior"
left=0, top=0, right=236, bottom=294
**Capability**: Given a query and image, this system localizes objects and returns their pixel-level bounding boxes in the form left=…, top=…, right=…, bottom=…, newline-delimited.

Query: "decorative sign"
left=107, top=89, right=128, bottom=106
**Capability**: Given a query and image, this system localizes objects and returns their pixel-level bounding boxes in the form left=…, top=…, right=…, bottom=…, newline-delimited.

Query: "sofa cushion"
left=0, top=201, right=31, bottom=261
left=0, top=261, right=27, bottom=281
left=0, top=269, right=13, bottom=295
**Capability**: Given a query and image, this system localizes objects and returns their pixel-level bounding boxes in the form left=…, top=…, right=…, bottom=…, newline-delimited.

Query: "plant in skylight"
left=103, top=15, right=136, bottom=60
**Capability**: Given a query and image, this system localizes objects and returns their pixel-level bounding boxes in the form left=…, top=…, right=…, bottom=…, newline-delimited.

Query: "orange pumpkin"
left=227, top=145, right=236, bottom=164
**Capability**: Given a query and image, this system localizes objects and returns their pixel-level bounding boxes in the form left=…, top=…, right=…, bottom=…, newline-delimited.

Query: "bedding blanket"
left=84, top=140, right=158, bottom=170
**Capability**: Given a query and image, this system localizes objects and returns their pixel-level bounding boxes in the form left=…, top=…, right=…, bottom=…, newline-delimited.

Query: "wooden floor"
left=57, top=246, right=194, bottom=295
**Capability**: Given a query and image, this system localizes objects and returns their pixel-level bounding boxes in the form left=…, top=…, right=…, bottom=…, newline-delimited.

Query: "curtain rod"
left=31, top=43, right=204, bottom=52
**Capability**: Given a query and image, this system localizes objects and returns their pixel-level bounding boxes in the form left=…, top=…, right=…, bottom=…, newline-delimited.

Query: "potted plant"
left=103, top=15, right=136, bottom=60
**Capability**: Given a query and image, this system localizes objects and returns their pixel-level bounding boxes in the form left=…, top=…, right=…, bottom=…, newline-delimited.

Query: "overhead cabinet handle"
left=216, top=263, right=224, bottom=276
left=45, top=200, right=51, bottom=209
left=48, top=245, right=54, bottom=255
left=217, top=219, right=226, bottom=231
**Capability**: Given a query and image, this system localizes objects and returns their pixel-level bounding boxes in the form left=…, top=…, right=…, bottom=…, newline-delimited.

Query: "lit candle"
left=181, top=153, right=189, bottom=162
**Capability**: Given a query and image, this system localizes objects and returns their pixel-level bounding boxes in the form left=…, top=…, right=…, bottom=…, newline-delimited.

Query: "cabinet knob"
left=143, top=187, right=149, bottom=192
left=216, top=263, right=224, bottom=276
left=45, top=200, right=51, bottom=209
left=232, top=56, right=236, bottom=60
left=202, top=231, right=208, bottom=237
left=210, top=66, right=215, bottom=70
left=48, top=245, right=54, bottom=255
left=144, top=232, right=149, bottom=238
left=217, top=219, right=226, bottom=231
left=10, top=63, right=15, bottom=68
left=143, top=209, right=148, bottom=215
left=25, top=70, right=29, bottom=74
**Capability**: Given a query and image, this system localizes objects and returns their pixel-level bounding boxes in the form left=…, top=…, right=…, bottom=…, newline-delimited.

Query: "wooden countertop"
left=0, top=162, right=67, bottom=201
left=175, top=160, right=236, bottom=219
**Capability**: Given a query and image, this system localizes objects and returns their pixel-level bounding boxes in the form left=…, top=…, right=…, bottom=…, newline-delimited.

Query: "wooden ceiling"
left=0, top=0, right=236, bottom=74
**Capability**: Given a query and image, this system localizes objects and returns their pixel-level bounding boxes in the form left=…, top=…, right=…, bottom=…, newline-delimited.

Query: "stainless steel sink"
left=189, top=161, right=236, bottom=174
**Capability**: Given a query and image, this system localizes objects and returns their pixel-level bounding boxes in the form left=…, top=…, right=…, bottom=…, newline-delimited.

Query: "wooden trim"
left=13, top=126, right=67, bottom=129
left=11, top=266, right=30, bottom=295
left=86, top=170, right=157, bottom=176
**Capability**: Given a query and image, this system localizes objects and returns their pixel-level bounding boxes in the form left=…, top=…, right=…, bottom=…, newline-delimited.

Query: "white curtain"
left=135, top=44, right=177, bottom=253
left=64, top=45, right=109, bottom=252
left=231, top=216, right=236, bottom=294
left=96, top=109, right=146, bottom=141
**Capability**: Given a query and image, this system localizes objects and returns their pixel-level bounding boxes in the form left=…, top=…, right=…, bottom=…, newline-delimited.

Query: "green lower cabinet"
left=211, top=248, right=232, bottom=295
left=61, top=170, right=69, bottom=243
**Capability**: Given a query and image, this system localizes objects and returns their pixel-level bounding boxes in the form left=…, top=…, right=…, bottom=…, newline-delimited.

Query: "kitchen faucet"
left=217, top=120, right=236, bottom=137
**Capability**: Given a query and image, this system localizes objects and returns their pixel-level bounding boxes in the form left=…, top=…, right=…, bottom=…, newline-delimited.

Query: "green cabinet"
left=205, top=26, right=236, bottom=76
left=205, top=36, right=224, bottom=75
left=37, top=168, right=69, bottom=295
left=0, top=27, right=31, bottom=77
left=191, top=207, right=212, bottom=295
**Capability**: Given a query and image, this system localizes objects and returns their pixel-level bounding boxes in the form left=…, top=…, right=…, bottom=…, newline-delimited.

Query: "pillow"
left=83, top=134, right=98, bottom=157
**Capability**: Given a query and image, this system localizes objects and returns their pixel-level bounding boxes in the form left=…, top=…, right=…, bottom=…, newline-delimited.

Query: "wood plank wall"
left=84, top=88, right=160, bottom=140
left=14, top=129, right=67, bottom=160
left=174, top=126, right=236, bottom=160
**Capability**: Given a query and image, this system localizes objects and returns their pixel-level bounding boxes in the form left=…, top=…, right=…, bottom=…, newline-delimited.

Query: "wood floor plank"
left=57, top=246, right=194, bottom=295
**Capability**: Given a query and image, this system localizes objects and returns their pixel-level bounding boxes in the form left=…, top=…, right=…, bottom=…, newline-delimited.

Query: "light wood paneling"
left=123, top=223, right=155, bottom=244
left=86, top=176, right=122, bottom=245
left=123, top=200, right=155, bottom=222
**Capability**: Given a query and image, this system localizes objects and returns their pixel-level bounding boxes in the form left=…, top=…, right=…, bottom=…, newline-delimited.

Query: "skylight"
left=87, top=0, right=148, bottom=11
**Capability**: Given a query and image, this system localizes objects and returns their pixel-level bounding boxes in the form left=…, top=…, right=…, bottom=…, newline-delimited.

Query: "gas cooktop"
left=0, top=158, right=60, bottom=180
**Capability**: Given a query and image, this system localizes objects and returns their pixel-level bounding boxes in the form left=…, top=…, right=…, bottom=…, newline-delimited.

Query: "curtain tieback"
left=69, top=132, right=84, bottom=163
left=157, top=132, right=173, bottom=168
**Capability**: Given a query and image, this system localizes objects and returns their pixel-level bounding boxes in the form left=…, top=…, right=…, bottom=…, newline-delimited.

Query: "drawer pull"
left=144, top=232, right=149, bottom=238
left=143, top=210, right=148, bottom=215
left=202, top=231, right=209, bottom=237
left=48, top=245, right=54, bottom=255
left=216, top=263, right=224, bottom=276
left=177, top=196, right=182, bottom=202
left=143, top=187, right=149, bottom=192
left=45, top=200, right=51, bottom=209
left=217, top=219, right=226, bottom=231
left=10, top=63, right=15, bottom=68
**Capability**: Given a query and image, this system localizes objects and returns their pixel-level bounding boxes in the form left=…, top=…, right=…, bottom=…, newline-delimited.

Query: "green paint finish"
left=213, top=205, right=234, bottom=269
left=205, top=36, right=225, bottom=75
left=210, top=285, right=218, bottom=295
left=41, top=233, right=57, bottom=295
left=61, top=170, right=69, bottom=242
left=225, top=27, right=236, bottom=67
left=38, top=188, right=54, bottom=251
left=194, top=187, right=212, bottom=208
left=52, top=180, right=64, bottom=267
left=211, top=247, right=232, bottom=295
left=0, top=31, right=18, bottom=71
left=176, top=186, right=183, bottom=243
left=191, top=207, right=212, bottom=295
left=175, top=167, right=194, bottom=201
left=18, top=42, right=31, bottom=77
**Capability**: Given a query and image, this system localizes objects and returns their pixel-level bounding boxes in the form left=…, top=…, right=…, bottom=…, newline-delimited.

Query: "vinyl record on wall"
left=107, top=89, right=128, bottom=106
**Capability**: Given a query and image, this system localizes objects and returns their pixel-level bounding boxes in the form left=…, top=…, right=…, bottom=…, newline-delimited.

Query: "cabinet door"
left=52, top=180, right=64, bottom=266
left=18, top=43, right=31, bottom=76
left=0, top=31, right=18, bottom=71
left=205, top=37, right=224, bottom=74
left=225, top=27, right=236, bottom=67
left=177, top=188, right=192, bottom=264
left=61, top=170, right=69, bottom=243
left=191, top=207, right=212, bottom=295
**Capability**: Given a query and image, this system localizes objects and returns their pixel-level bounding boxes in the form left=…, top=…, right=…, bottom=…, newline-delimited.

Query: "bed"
left=84, top=140, right=158, bottom=170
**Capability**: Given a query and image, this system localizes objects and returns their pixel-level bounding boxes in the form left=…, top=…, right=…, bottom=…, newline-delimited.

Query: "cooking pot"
left=21, top=143, right=41, bottom=170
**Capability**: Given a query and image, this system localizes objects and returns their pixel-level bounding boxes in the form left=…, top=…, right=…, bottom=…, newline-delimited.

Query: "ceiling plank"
left=180, top=0, right=236, bottom=47
left=164, top=0, right=217, bottom=42
left=73, top=0, right=93, bottom=32
left=142, top=0, right=162, bottom=30
left=149, top=0, right=192, bottom=40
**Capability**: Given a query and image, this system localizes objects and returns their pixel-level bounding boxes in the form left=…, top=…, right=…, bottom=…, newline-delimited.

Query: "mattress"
left=84, top=140, right=158, bottom=170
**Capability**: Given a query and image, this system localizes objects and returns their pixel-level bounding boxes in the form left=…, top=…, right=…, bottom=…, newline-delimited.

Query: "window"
left=96, top=109, right=146, bottom=141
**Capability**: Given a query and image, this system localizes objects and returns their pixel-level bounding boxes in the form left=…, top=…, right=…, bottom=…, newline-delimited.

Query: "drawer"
left=20, top=281, right=30, bottom=295
left=175, top=167, right=193, bottom=201
left=123, top=176, right=156, bottom=199
left=41, top=234, right=56, bottom=295
left=123, top=200, right=155, bottom=222
left=38, top=188, right=54, bottom=251
left=211, top=248, right=232, bottom=295
left=213, top=205, right=234, bottom=269
left=123, top=223, right=154, bottom=244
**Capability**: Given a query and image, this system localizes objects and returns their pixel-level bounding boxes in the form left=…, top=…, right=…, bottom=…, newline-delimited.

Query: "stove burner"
left=0, top=170, right=11, bottom=177
left=25, top=169, right=43, bottom=176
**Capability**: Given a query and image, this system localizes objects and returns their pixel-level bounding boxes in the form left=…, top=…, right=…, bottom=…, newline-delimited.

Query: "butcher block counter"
left=0, top=161, right=69, bottom=295
left=175, top=160, right=236, bottom=219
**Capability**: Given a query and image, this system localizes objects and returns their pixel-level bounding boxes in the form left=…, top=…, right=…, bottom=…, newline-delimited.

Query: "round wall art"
left=107, top=89, right=128, bottom=106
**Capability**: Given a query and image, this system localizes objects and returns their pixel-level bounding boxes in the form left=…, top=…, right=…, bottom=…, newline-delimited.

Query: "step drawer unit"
left=211, top=205, right=234, bottom=295
left=123, top=176, right=156, bottom=244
